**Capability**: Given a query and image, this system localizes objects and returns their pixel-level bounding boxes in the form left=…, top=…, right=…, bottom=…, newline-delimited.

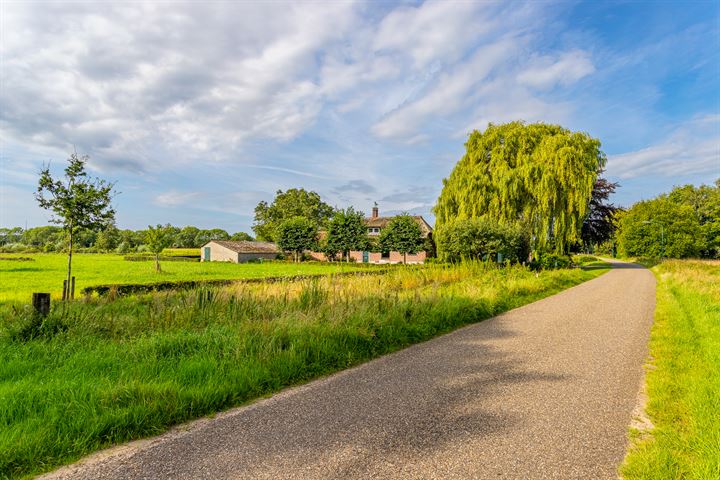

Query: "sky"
left=1, top=0, right=719, bottom=234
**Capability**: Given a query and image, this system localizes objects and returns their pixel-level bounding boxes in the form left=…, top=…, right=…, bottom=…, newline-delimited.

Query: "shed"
left=200, top=240, right=279, bottom=263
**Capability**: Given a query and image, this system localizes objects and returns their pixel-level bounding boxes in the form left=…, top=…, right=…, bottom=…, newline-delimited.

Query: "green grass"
left=0, top=253, right=373, bottom=303
left=0, top=261, right=608, bottom=478
left=621, top=260, right=720, bottom=479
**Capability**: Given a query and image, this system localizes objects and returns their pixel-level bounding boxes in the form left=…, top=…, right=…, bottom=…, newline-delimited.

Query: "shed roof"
left=207, top=240, right=279, bottom=254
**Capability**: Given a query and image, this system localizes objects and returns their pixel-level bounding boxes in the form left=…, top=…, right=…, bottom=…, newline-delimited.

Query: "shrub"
left=530, top=253, right=572, bottom=270
left=436, top=218, right=529, bottom=263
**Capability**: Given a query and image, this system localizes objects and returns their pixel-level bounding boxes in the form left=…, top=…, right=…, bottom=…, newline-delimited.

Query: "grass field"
left=0, top=261, right=608, bottom=478
left=0, top=253, right=372, bottom=303
left=622, top=260, right=720, bottom=479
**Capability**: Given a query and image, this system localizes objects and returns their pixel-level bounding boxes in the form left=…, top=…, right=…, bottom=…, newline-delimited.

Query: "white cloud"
left=155, top=190, right=204, bottom=206
left=372, top=39, right=519, bottom=141
left=0, top=2, right=360, bottom=171
left=373, top=0, right=495, bottom=69
left=517, top=50, right=595, bottom=90
left=607, top=115, right=720, bottom=179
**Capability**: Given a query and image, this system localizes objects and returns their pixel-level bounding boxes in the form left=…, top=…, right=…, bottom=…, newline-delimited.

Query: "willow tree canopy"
left=434, top=122, right=606, bottom=255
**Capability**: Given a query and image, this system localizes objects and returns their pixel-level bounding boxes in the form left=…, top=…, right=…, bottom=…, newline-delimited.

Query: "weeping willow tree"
left=434, top=122, right=606, bottom=258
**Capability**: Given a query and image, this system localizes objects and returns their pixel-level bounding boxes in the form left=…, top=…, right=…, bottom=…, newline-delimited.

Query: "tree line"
left=615, top=181, right=719, bottom=259
left=0, top=225, right=253, bottom=253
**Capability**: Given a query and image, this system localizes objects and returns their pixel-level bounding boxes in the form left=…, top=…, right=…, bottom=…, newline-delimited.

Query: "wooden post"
left=32, top=293, right=51, bottom=316
left=62, top=280, right=67, bottom=301
left=71, top=276, right=76, bottom=300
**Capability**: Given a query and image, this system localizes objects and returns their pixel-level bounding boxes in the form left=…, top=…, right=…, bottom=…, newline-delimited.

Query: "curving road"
left=43, top=260, right=655, bottom=480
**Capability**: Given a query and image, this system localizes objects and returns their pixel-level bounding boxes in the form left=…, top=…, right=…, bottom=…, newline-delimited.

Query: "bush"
left=435, top=218, right=529, bottom=263
left=530, top=253, right=572, bottom=270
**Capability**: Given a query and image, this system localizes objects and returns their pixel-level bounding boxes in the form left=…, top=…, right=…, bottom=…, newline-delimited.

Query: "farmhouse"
left=200, top=240, right=278, bottom=263
left=311, top=206, right=434, bottom=264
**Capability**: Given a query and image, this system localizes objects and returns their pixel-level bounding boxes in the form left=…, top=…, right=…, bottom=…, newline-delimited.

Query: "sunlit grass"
left=0, top=261, right=608, bottom=478
left=0, top=253, right=374, bottom=303
left=622, top=260, right=720, bottom=479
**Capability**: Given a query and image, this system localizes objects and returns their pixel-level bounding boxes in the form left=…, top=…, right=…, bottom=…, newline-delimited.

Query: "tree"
left=378, top=214, right=424, bottom=264
left=276, top=216, right=318, bottom=262
left=230, top=231, right=254, bottom=241
left=436, top=218, right=528, bottom=263
left=176, top=226, right=200, bottom=247
left=145, top=224, right=175, bottom=272
left=253, top=189, right=334, bottom=241
left=194, top=228, right=229, bottom=246
left=434, top=122, right=605, bottom=258
left=95, top=226, right=120, bottom=252
left=325, top=207, right=369, bottom=262
left=35, top=153, right=115, bottom=298
left=617, top=181, right=719, bottom=258
left=580, top=176, right=620, bottom=250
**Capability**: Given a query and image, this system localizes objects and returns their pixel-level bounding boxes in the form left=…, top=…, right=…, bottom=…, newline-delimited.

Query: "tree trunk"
left=346, top=251, right=350, bottom=263
left=403, top=252, right=407, bottom=264
left=65, top=228, right=73, bottom=301
left=155, top=254, right=161, bottom=272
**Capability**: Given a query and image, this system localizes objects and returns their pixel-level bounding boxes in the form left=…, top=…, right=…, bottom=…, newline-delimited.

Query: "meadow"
left=0, top=260, right=608, bottom=478
left=622, top=260, right=720, bottom=479
left=0, top=253, right=373, bottom=303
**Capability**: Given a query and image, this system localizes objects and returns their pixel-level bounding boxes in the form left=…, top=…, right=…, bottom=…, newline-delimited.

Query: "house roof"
left=206, top=240, right=279, bottom=254
left=365, top=215, right=433, bottom=236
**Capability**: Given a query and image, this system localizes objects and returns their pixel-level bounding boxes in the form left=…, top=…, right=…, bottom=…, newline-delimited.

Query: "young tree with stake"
left=35, top=153, right=116, bottom=299
left=145, top=224, right=175, bottom=272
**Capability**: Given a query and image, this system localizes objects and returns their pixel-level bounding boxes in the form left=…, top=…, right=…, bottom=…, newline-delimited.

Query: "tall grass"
left=622, top=260, right=720, bottom=479
left=0, top=262, right=608, bottom=478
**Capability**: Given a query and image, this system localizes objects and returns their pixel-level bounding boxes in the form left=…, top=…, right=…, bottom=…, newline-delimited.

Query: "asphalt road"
left=43, top=260, right=655, bottom=480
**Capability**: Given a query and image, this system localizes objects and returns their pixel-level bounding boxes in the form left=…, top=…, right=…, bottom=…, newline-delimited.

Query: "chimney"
left=371, top=204, right=379, bottom=219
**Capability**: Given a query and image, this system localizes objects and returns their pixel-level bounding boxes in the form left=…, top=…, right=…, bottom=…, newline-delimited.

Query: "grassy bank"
left=0, top=253, right=373, bottom=303
left=0, top=262, right=608, bottom=478
left=622, top=260, right=720, bottom=479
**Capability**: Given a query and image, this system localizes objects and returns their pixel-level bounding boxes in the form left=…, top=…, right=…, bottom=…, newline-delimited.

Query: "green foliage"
left=229, top=231, right=254, bottom=242
left=324, top=207, right=369, bottom=261
left=145, top=225, right=176, bottom=272
left=436, top=218, right=528, bottom=263
left=378, top=214, right=424, bottom=263
left=35, top=154, right=116, bottom=236
left=617, top=181, right=719, bottom=259
left=0, top=262, right=608, bottom=478
left=530, top=253, right=572, bottom=270
left=434, top=121, right=605, bottom=256
left=253, top=189, right=334, bottom=242
left=276, top=216, right=318, bottom=262
left=35, top=153, right=116, bottom=295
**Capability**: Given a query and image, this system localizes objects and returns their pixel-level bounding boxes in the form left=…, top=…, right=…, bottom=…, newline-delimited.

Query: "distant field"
left=0, top=253, right=372, bottom=303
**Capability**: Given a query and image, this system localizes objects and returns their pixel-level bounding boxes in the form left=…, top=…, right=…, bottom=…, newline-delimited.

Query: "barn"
left=200, top=240, right=279, bottom=263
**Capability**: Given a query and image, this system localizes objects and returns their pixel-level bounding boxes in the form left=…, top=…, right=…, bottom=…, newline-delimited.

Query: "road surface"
left=44, top=260, right=655, bottom=479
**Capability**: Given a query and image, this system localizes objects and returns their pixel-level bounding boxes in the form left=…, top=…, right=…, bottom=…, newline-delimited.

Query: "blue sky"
left=1, top=0, right=718, bottom=234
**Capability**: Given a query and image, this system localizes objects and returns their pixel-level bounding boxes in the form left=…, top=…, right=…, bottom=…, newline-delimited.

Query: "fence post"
left=32, top=293, right=51, bottom=316
left=62, top=280, right=67, bottom=301
left=71, top=276, right=76, bottom=300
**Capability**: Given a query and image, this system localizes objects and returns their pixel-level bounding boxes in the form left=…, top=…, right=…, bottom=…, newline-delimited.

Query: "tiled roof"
left=209, top=240, right=279, bottom=254
left=365, top=216, right=433, bottom=236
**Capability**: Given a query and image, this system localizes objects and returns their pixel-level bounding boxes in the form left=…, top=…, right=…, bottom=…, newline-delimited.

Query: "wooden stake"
left=62, top=280, right=67, bottom=301
left=71, top=276, right=76, bottom=300
left=33, top=293, right=51, bottom=316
